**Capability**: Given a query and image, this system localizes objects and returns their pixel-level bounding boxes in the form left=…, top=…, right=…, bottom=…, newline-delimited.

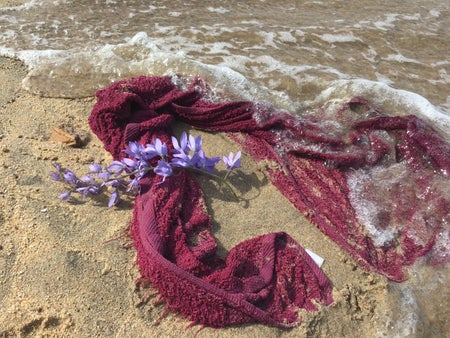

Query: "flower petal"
left=108, top=189, right=119, bottom=207
left=59, top=191, right=71, bottom=201
left=154, top=160, right=173, bottom=180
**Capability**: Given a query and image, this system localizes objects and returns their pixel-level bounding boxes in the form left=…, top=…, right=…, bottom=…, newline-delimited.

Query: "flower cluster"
left=51, top=132, right=242, bottom=207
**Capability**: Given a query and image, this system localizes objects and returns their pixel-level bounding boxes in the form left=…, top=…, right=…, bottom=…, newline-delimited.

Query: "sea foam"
left=310, top=79, right=450, bottom=134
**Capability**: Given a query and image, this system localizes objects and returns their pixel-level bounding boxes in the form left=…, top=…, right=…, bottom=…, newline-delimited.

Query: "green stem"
left=188, top=167, right=240, bottom=201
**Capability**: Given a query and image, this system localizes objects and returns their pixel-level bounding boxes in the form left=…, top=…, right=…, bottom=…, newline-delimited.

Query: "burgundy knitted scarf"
left=88, top=75, right=449, bottom=328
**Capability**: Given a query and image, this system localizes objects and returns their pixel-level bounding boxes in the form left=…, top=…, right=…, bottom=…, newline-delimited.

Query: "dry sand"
left=0, top=56, right=446, bottom=337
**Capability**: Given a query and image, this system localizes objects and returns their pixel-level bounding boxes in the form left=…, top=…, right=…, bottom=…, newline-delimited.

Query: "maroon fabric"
left=89, top=76, right=333, bottom=328
left=88, top=75, right=449, bottom=327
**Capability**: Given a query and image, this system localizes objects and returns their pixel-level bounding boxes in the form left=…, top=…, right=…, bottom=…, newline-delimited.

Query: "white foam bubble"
left=374, top=13, right=398, bottom=31
left=392, top=287, right=419, bottom=337
left=374, top=72, right=394, bottom=86
left=402, top=13, right=421, bottom=21
left=346, top=169, right=399, bottom=247
left=429, top=9, right=440, bottom=17
left=14, top=31, right=292, bottom=105
left=0, top=46, right=16, bottom=59
left=277, top=31, right=297, bottom=44
left=310, top=79, right=450, bottom=136
left=385, top=53, right=422, bottom=64
left=138, top=5, right=158, bottom=14
left=256, top=31, right=278, bottom=49
left=207, top=6, right=230, bottom=14
left=429, top=228, right=450, bottom=264
left=437, top=68, right=450, bottom=83
left=15, top=49, right=68, bottom=68
left=361, top=47, right=378, bottom=63
left=1, top=29, right=17, bottom=40
left=0, top=0, right=43, bottom=11
left=168, top=11, right=182, bottom=17
left=318, top=33, right=362, bottom=43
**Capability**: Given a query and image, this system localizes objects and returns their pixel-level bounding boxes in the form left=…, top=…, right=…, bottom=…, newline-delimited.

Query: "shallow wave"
left=2, top=0, right=449, bottom=110
left=310, top=79, right=450, bottom=134
left=16, top=33, right=448, bottom=138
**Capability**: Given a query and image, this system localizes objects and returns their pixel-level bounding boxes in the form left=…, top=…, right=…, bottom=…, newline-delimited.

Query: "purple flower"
left=194, top=150, right=220, bottom=173
left=53, top=162, right=62, bottom=172
left=88, top=162, right=102, bottom=174
left=172, top=132, right=188, bottom=153
left=50, top=162, right=63, bottom=181
left=123, top=142, right=146, bottom=160
left=50, top=171, right=61, bottom=181
left=139, top=138, right=167, bottom=160
left=171, top=150, right=192, bottom=168
left=106, top=179, right=122, bottom=188
left=76, top=187, right=91, bottom=197
left=223, top=151, right=242, bottom=170
left=80, top=175, right=95, bottom=185
left=98, top=171, right=111, bottom=181
left=76, top=184, right=102, bottom=197
left=121, top=157, right=137, bottom=169
left=126, top=178, right=139, bottom=194
left=63, top=170, right=78, bottom=185
left=154, top=138, right=168, bottom=157
left=140, top=145, right=158, bottom=161
left=59, top=191, right=71, bottom=201
left=170, top=133, right=221, bottom=174
left=188, top=134, right=202, bottom=152
left=107, top=160, right=127, bottom=175
left=108, top=189, right=120, bottom=207
left=154, top=160, right=173, bottom=183
left=87, top=185, right=102, bottom=195
left=52, top=133, right=242, bottom=206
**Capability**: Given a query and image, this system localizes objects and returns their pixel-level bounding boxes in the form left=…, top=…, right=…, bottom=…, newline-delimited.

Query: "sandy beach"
left=2, top=0, right=450, bottom=336
left=0, top=55, right=387, bottom=337
left=0, top=54, right=448, bottom=337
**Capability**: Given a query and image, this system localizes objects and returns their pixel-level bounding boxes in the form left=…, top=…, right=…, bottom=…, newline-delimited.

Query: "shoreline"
left=0, top=56, right=447, bottom=337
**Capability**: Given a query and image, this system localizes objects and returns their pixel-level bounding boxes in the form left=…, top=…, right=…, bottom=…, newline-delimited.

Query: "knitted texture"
left=88, top=75, right=449, bottom=327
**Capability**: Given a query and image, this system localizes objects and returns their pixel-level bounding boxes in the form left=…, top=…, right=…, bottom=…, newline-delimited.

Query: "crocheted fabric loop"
left=89, top=75, right=449, bottom=327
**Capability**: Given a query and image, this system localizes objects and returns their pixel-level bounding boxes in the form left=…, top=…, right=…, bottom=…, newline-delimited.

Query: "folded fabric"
left=89, top=75, right=449, bottom=327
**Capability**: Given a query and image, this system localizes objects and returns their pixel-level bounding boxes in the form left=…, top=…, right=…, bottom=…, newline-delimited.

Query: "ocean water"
left=1, top=0, right=449, bottom=337
left=1, top=1, right=449, bottom=112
